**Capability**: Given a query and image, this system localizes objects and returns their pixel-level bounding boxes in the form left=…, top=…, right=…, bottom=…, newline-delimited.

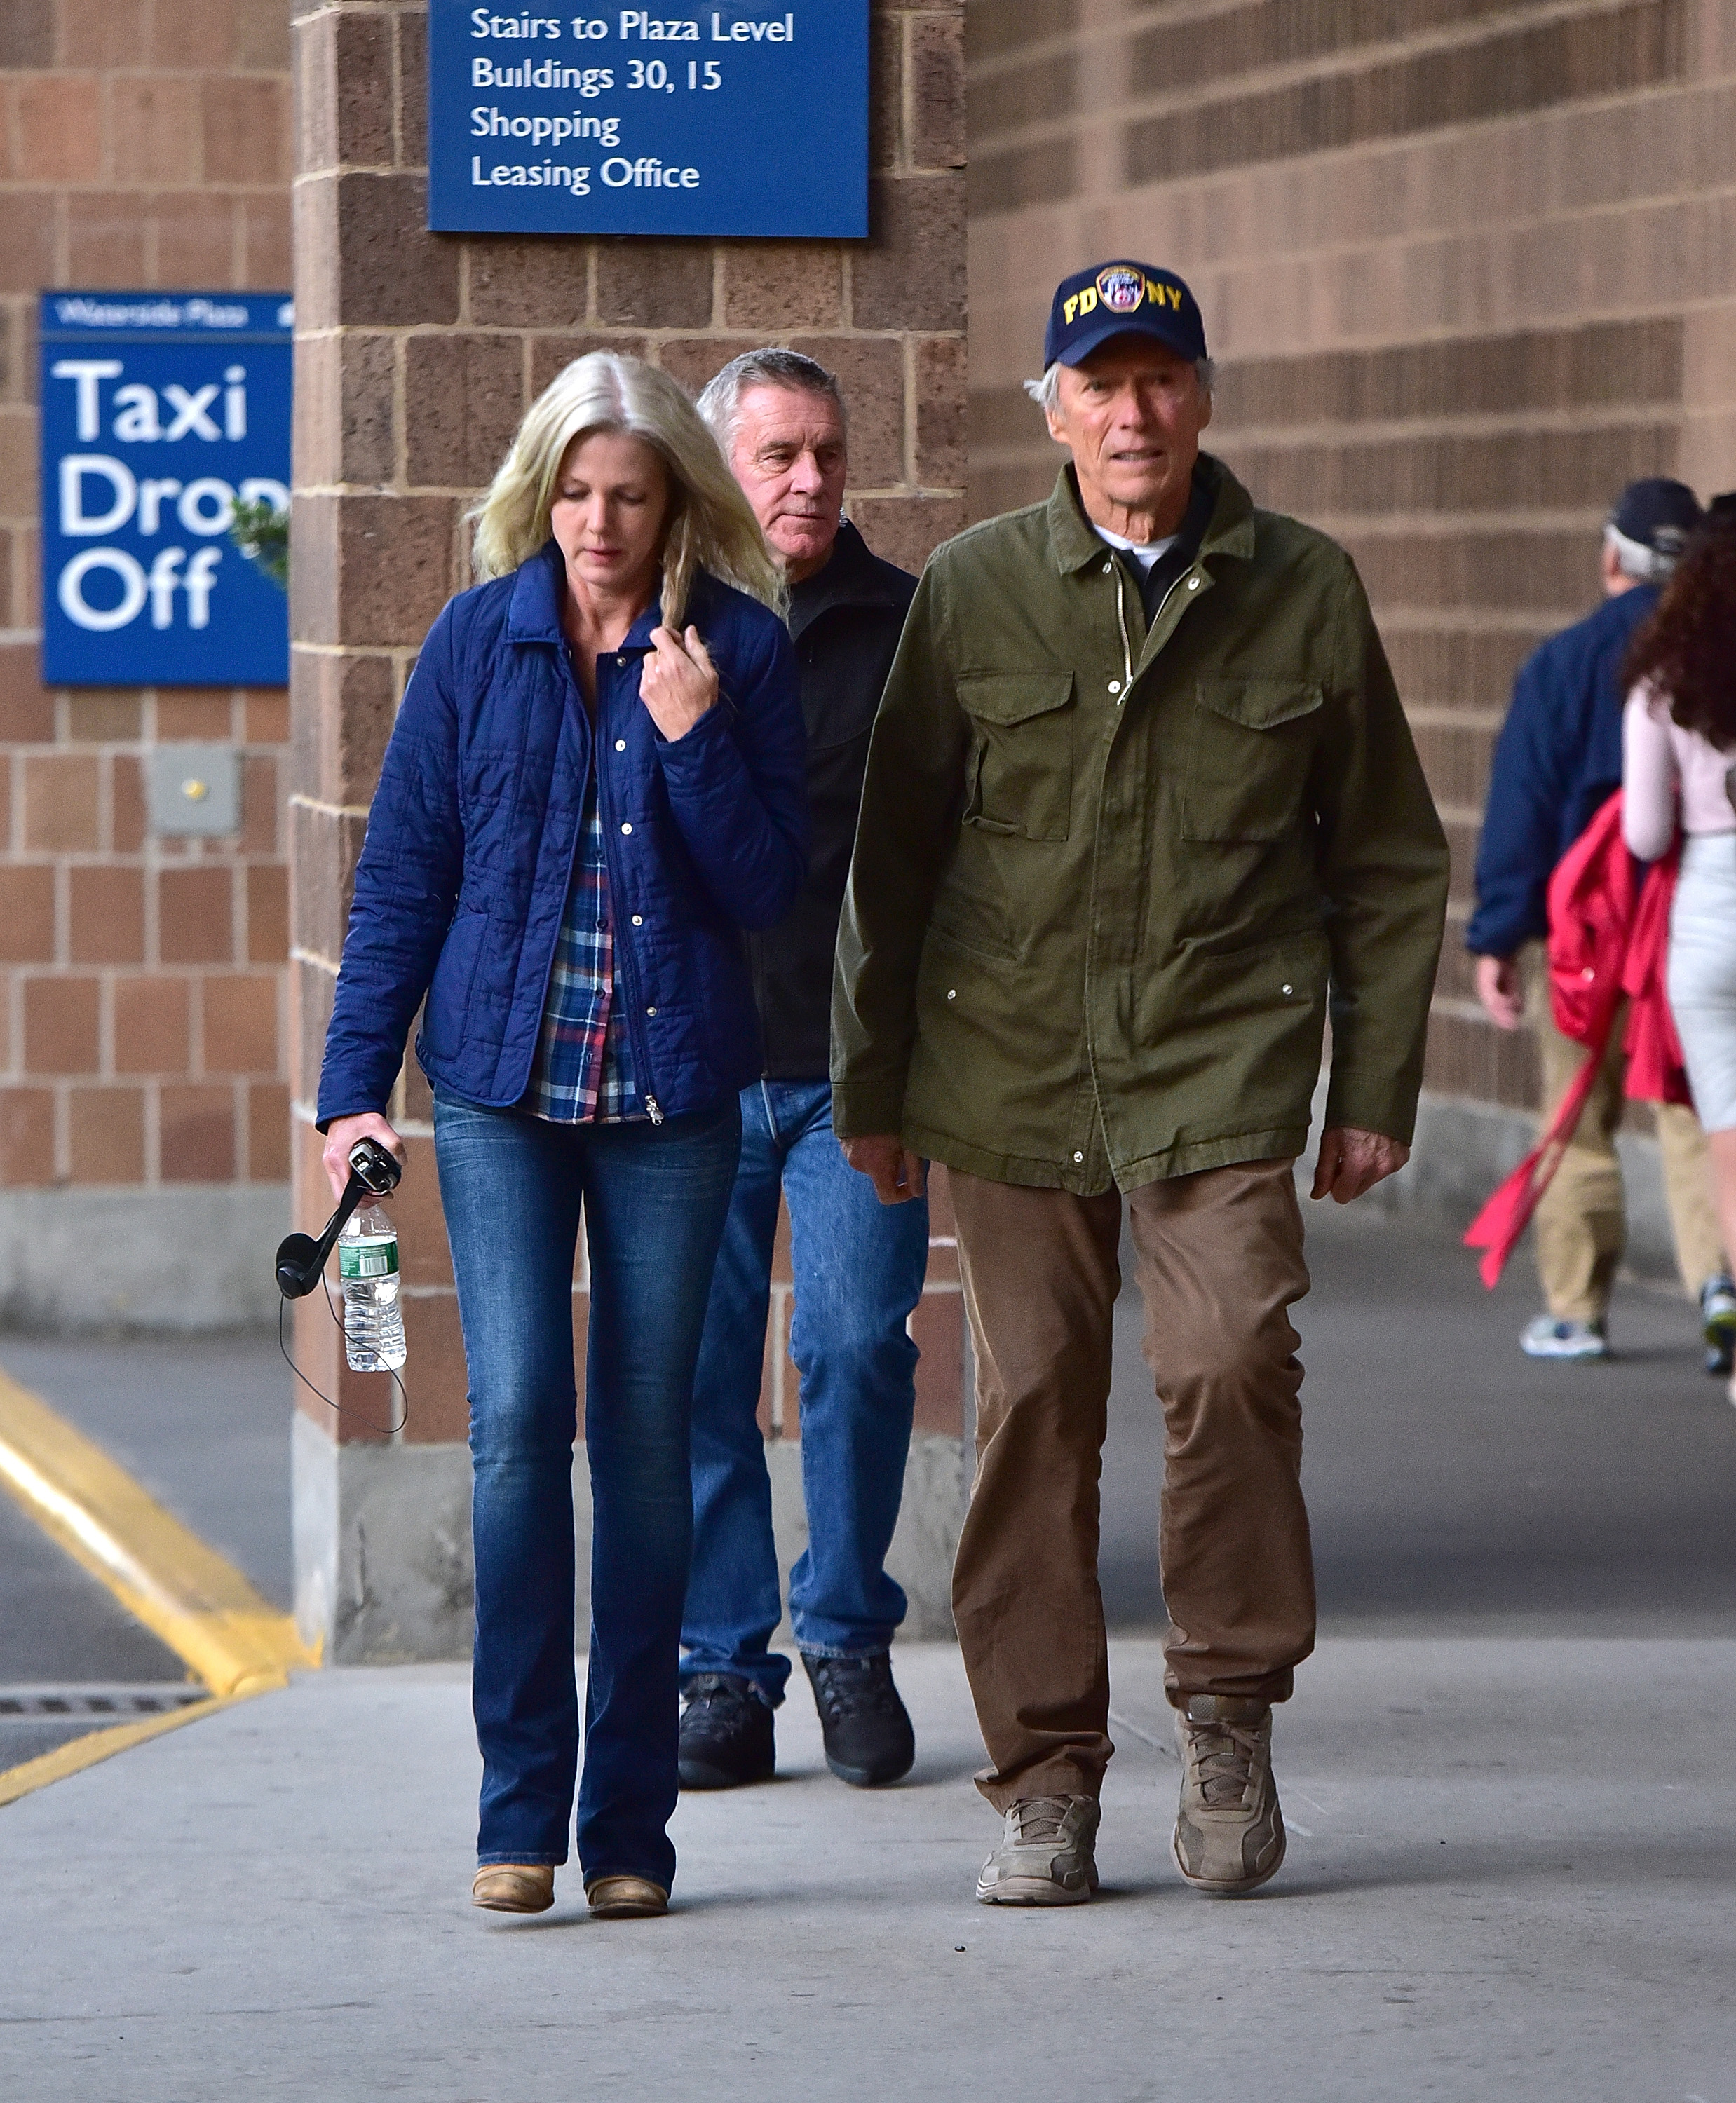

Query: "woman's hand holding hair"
left=322, top=1112, right=404, bottom=1206
left=639, top=625, right=719, bottom=742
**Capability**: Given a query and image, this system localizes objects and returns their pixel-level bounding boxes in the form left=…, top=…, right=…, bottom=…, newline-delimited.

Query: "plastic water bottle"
left=338, top=1202, right=406, bottom=1371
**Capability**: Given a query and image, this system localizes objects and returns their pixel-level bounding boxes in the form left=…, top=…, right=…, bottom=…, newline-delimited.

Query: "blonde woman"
left=316, top=353, right=806, bottom=1919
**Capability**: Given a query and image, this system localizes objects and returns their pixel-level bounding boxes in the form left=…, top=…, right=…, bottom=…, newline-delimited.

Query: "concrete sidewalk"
left=5, top=1636, right=1733, bottom=2103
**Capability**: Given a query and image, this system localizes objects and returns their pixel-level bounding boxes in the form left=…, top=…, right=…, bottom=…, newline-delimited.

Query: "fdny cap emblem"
left=1096, top=266, right=1146, bottom=313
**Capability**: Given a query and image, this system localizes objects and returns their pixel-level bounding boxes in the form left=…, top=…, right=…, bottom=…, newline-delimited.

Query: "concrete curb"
left=0, top=1366, right=316, bottom=1698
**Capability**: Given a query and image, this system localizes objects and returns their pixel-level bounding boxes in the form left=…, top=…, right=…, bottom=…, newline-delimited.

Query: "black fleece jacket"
left=751, top=519, right=916, bottom=1079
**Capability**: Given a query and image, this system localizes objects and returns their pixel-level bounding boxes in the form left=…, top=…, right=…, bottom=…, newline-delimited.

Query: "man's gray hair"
left=1604, top=520, right=1686, bottom=584
left=1023, top=356, right=1216, bottom=413
left=696, top=347, right=848, bottom=454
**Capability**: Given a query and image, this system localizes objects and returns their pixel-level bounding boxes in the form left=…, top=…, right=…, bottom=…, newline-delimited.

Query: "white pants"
left=1669, top=833, right=1736, bottom=1134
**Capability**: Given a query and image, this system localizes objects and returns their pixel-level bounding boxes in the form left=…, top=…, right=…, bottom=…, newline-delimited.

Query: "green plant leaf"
left=229, top=496, right=289, bottom=590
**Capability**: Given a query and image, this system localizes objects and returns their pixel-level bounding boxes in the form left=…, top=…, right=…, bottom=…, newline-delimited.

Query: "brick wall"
left=290, top=1, right=968, bottom=1453
left=0, top=1, right=292, bottom=1237
left=967, top=0, right=1736, bottom=1133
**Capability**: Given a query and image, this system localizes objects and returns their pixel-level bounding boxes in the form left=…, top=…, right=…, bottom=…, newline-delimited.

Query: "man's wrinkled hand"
left=1474, top=953, right=1524, bottom=1031
left=841, top=1134, right=927, bottom=1206
left=1310, top=1125, right=1408, bottom=1205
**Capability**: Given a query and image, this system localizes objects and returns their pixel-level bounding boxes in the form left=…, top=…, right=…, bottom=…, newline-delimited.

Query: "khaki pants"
left=949, top=1159, right=1315, bottom=1809
left=1524, top=946, right=1723, bottom=1322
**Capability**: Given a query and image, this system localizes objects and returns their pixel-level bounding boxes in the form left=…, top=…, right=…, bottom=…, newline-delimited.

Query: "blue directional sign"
left=428, top=4, right=869, bottom=238
left=39, top=292, right=292, bottom=688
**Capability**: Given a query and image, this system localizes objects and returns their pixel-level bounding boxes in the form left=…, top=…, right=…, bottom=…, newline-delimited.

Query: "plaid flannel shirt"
left=522, top=783, right=646, bottom=1124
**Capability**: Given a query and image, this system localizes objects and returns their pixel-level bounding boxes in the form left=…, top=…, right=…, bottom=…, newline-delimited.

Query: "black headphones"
left=273, top=1136, right=403, bottom=1300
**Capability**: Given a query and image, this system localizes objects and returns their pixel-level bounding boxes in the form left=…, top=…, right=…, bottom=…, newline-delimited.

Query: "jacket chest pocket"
left=1181, top=678, right=1323, bottom=843
left=958, top=671, right=1075, bottom=843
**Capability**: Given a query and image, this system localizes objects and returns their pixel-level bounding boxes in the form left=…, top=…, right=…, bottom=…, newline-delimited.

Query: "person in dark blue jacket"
left=1466, top=477, right=1731, bottom=1368
left=316, top=353, right=807, bottom=1921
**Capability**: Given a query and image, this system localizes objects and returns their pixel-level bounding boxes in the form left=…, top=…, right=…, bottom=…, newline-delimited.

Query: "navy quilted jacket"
left=316, top=542, right=808, bottom=1128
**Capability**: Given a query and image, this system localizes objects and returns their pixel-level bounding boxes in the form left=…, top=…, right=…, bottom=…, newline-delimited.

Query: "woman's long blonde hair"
left=468, top=351, right=786, bottom=627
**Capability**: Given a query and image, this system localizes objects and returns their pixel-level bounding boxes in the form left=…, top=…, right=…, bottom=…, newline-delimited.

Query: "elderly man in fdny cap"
left=832, top=261, right=1449, bottom=1905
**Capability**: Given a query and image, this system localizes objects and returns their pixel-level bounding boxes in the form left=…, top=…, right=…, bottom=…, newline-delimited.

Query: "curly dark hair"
left=1625, top=513, right=1736, bottom=749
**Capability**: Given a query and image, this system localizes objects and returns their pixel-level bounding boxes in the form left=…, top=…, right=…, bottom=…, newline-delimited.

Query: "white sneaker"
left=1520, top=1314, right=1609, bottom=1361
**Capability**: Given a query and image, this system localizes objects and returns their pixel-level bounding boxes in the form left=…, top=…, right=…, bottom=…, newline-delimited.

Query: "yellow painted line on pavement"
left=0, top=1367, right=316, bottom=1699
left=0, top=1692, right=249, bottom=1809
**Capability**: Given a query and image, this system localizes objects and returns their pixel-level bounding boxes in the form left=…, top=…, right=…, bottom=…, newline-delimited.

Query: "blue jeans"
left=433, top=1088, right=741, bottom=1891
left=680, top=1080, right=929, bottom=1706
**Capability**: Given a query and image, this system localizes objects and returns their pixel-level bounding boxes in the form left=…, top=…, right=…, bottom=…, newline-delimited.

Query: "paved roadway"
left=0, top=1330, right=291, bottom=1767
left=1104, top=1196, right=1736, bottom=1635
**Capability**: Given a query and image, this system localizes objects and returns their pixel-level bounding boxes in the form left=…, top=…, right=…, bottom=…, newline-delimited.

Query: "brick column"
left=0, top=0, right=293, bottom=1330
left=290, top=1, right=967, bottom=1661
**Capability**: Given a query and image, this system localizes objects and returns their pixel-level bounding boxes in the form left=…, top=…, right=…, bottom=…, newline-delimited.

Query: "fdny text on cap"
left=470, top=12, right=796, bottom=41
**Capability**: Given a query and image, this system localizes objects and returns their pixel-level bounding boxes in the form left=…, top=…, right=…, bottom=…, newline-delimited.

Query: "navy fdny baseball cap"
left=1045, top=261, right=1208, bottom=369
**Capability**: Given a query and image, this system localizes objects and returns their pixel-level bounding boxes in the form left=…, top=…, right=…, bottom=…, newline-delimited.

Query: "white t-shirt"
left=1094, top=523, right=1180, bottom=573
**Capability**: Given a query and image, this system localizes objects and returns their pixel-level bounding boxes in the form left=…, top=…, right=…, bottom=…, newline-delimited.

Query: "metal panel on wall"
left=39, top=292, right=292, bottom=688
left=427, top=3, right=869, bottom=238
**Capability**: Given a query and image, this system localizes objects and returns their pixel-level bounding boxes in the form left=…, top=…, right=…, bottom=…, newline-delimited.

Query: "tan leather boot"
left=471, top=1864, right=555, bottom=1913
left=585, top=1874, right=668, bottom=1918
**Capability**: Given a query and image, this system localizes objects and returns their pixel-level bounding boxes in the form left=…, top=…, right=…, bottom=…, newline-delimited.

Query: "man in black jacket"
left=678, top=350, right=927, bottom=1790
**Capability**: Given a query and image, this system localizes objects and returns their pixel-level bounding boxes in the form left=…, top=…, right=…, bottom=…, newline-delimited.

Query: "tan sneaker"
left=975, top=1795, right=1100, bottom=1905
left=471, top=1864, right=554, bottom=1913
left=1172, top=1696, right=1285, bottom=1896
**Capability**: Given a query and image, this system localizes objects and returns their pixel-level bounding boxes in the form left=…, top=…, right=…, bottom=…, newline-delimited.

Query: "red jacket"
left=1465, top=791, right=1686, bottom=1286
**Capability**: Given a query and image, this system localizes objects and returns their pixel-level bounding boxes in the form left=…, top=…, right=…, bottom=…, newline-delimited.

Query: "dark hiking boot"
left=801, top=1652, right=915, bottom=1787
left=677, top=1673, right=775, bottom=1790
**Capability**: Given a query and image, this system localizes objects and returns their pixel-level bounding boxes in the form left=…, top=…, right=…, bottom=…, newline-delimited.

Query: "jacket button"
left=615, top=739, right=626, bottom=751
left=1108, top=680, right=1121, bottom=694
left=1282, top=984, right=1294, bottom=996
left=946, top=988, right=956, bottom=1000
left=621, top=822, right=632, bottom=834
left=1186, top=576, right=1200, bottom=590
left=646, top=1005, right=657, bottom=1016
left=616, top=655, right=626, bottom=666
left=1101, top=562, right=1113, bottom=575
left=631, top=913, right=643, bottom=926
left=1073, top=1151, right=1085, bottom=1164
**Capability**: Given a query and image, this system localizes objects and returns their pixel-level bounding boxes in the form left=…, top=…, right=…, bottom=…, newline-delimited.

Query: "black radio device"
left=273, top=1136, right=402, bottom=1300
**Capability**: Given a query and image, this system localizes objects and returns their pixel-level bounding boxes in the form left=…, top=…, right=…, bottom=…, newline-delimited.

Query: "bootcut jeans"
left=433, top=1087, right=741, bottom=1893
left=680, top=1079, right=930, bottom=1706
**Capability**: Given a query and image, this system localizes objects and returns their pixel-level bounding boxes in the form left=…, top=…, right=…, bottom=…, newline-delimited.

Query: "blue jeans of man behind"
left=434, top=1088, right=740, bottom=1893
left=681, top=1080, right=929, bottom=1706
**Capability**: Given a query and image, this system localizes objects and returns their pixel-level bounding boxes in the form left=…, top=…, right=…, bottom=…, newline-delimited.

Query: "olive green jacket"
left=830, top=458, right=1450, bottom=1192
